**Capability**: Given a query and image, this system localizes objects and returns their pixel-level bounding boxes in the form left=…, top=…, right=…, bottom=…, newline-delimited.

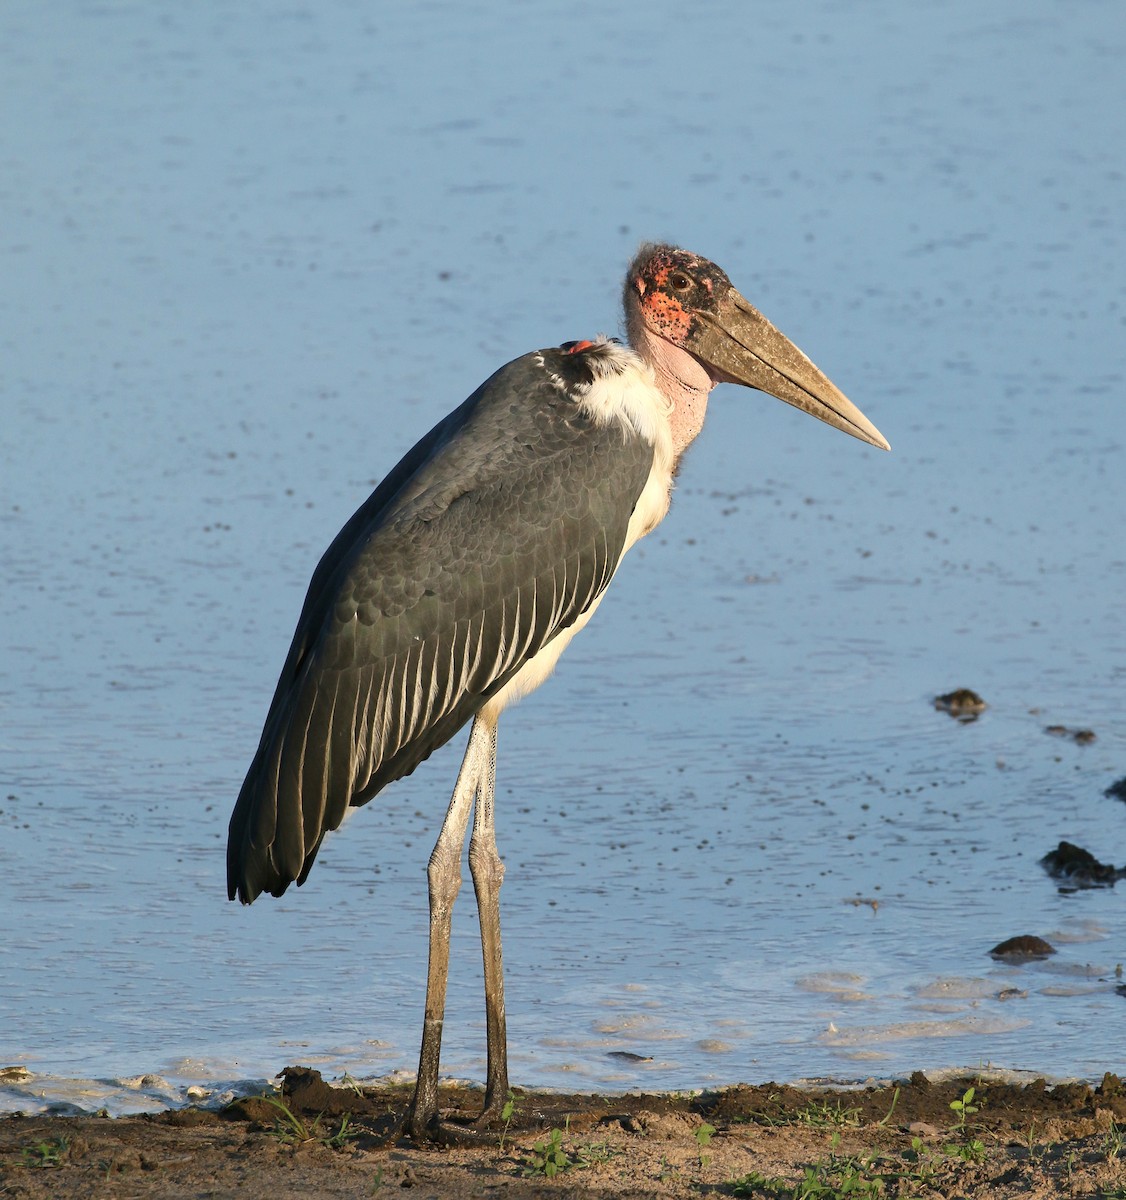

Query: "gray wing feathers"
left=228, top=348, right=654, bottom=902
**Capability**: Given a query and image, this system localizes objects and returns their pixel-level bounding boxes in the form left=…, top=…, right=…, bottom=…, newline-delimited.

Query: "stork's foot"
left=406, top=1097, right=511, bottom=1146
left=434, top=1118, right=508, bottom=1146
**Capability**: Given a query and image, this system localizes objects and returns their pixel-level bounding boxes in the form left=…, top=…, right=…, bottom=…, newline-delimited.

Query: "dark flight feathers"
left=227, top=347, right=655, bottom=903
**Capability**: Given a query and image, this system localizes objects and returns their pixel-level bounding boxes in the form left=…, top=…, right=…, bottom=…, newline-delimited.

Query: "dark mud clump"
left=934, top=687, right=988, bottom=720
left=1044, top=724, right=1097, bottom=744
left=1104, top=776, right=1126, bottom=802
left=1040, top=840, right=1125, bottom=890
left=989, top=935, right=1056, bottom=962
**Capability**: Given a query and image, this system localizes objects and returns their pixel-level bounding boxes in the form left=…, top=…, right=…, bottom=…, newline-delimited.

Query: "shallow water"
left=1, top=1, right=1124, bottom=1114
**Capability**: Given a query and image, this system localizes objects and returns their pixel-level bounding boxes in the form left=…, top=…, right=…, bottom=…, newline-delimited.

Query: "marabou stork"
left=227, top=244, right=889, bottom=1141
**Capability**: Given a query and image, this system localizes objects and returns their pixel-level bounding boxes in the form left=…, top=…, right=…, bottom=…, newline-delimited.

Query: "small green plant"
left=948, top=1085, right=979, bottom=1132
left=730, top=1167, right=790, bottom=1196
left=808, top=1159, right=884, bottom=1198
left=796, top=1099, right=862, bottom=1128
left=876, top=1086, right=900, bottom=1127
left=944, top=1136, right=986, bottom=1164
left=523, top=1127, right=571, bottom=1178
left=942, top=1085, right=986, bottom=1164
left=323, top=1113, right=360, bottom=1150
left=903, top=1136, right=937, bottom=1187
left=574, top=1139, right=615, bottom=1167
left=260, top=1094, right=358, bottom=1150
left=498, top=1091, right=517, bottom=1154
left=1104, top=1118, right=1125, bottom=1161
left=729, top=1133, right=889, bottom=1199
left=735, top=1091, right=787, bottom=1127
left=21, top=1136, right=68, bottom=1167
left=262, top=1094, right=315, bottom=1144
left=695, top=1119, right=716, bottom=1168
left=1019, top=1123, right=1053, bottom=1167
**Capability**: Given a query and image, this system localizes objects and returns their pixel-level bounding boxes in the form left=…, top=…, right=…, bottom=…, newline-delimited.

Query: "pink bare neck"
left=630, top=322, right=716, bottom=461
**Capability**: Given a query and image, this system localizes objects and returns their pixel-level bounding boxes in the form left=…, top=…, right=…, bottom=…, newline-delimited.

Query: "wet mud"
left=2, top=1067, right=1125, bottom=1198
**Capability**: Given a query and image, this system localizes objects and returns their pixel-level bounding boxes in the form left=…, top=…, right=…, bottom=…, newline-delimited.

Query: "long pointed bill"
left=689, top=290, right=890, bottom=451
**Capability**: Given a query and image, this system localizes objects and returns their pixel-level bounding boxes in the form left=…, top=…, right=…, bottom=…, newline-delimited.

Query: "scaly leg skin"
left=406, top=715, right=492, bottom=1142
left=467, top=714, right=510, bottom=1124
left=406, top=713, right=514, bottom=1145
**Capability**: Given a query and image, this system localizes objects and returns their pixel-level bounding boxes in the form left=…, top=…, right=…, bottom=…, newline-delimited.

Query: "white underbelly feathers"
left=482, top=340, right=676, bottom=721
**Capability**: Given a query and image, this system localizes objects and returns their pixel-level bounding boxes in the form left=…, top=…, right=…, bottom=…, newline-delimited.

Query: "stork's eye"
left=669, top=271, right=692, bottom=292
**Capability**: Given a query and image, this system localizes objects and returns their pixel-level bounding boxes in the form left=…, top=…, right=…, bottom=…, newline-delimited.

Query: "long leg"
left=467, top=712, right=508, bottom=1120
left=407, top=713, right=496, bottom=1140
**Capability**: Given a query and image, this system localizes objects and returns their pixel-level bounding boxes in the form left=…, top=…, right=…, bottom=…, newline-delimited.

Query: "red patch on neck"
left=567, top=339, right=596, bottom=354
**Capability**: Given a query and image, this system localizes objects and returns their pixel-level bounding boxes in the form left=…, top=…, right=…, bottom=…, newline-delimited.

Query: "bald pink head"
left=623, top=243, right=890, bottom=454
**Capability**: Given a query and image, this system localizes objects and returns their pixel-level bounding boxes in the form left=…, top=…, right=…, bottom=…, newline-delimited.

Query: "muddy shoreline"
left=2, top=1067, right=1124, bottom=1198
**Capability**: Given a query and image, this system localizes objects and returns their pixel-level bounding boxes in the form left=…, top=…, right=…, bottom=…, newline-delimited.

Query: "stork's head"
left=624, top=244, right=889, bottom=451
